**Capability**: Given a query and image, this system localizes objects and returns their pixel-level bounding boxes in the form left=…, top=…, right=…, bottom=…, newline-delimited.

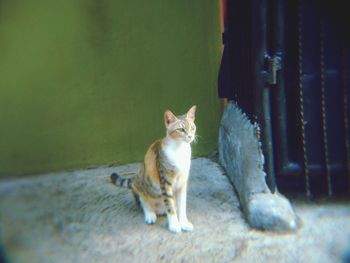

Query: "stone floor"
left=0, top=158, right=350, bottom=263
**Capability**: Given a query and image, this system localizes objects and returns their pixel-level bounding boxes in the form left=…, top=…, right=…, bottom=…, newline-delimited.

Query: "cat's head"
left=164, top=106, right=197, bottom=143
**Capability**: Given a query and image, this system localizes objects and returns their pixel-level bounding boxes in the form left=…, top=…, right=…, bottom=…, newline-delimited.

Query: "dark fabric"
left=217, top=0, right=255, bottom=116
left=218, top=43, right=234, bottom=100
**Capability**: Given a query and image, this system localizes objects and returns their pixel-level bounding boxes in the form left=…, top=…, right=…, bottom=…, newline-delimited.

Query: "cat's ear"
left=186, top=105, right=197, bottom=121
left=164, top=110, right=177, bottom=127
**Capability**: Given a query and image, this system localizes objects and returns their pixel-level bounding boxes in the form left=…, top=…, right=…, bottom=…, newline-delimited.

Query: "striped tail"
left=110, top=172, right=133, bottom=189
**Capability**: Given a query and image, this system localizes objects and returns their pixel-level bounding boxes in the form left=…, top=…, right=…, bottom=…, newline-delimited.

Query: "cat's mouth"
left=184, top=137, right=194, bottom=143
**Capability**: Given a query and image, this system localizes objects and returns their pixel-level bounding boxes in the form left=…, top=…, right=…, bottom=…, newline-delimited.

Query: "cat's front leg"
left=159, top=176, right=182, bottom=233
left=164, top=196, right=181, bottom=233
left=167, top=213, right=182, bottom=233
left=177, top=183, right=193, bottom=232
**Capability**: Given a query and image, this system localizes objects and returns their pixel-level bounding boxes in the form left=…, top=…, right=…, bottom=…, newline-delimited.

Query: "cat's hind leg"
left=139, top=198, right=157, bottom=224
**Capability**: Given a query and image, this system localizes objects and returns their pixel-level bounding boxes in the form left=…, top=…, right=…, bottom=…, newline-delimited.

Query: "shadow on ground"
left=0, top=158, right=350, bottom=263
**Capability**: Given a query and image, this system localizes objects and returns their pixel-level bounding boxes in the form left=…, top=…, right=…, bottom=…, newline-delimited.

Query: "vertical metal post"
left=251, top=0, right=277, bottom=192
left=297, top=0, right=311, bottom=197
left=342, top=48, right=350, bottom=193
left=261, top=88, right=277, bottom=192
left=319, top=18, right=333, bottom=196
left=270, top=0, right=302, bottom=178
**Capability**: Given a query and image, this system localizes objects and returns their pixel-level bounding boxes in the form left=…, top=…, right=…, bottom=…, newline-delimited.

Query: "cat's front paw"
left=168, top=221, right=182, bottom=233
left=144, top=212, right=157, bottom=224
left=180, top=220, right=193, bottom=232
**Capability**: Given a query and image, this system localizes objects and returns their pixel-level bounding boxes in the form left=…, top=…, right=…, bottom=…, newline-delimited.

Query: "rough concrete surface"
left=0, top=158, right=350, bottom=263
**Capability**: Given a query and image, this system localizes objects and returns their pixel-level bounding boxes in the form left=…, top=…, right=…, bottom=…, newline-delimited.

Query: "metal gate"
left=218, top=0, right=350, bottom=197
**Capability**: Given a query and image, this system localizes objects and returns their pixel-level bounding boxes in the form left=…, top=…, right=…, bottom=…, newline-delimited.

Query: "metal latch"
left=264, top=53, right=282, bottom=85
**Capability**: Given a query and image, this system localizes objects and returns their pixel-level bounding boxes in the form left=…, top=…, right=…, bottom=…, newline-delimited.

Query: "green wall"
left=0, top=0, right=221, bottom=177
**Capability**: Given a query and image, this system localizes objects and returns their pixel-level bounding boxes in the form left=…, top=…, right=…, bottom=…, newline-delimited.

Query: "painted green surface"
left=0, top=0, right=221, bottom=177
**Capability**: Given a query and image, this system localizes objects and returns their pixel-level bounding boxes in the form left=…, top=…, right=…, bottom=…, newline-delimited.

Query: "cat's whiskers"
left=192, top=134, right=201, bottom=144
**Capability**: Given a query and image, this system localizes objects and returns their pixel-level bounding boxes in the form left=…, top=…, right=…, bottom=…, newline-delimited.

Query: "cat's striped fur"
left=110, top=106, right=197, bottom=233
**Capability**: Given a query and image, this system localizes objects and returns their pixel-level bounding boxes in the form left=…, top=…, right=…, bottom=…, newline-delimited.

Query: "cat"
left=110, top=106, right=197, bottom=233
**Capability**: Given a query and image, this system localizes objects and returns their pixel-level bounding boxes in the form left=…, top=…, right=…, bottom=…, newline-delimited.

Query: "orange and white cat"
left=110, top=106, right=197, bottom=233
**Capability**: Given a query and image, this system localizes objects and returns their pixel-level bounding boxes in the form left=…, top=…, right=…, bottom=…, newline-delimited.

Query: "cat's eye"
left=178, top=128, right=186, bottom=133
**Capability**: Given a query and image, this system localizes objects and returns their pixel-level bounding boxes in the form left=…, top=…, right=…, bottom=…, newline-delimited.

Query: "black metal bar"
left=270, top=0, right=303, bottom=179
left=318, top=17, right=333, bottom=196
left=342, top=48, right=350, bottom=194
left=297, top=0, right=311, bottom=197
left=250, top=0, right=277, bottom=192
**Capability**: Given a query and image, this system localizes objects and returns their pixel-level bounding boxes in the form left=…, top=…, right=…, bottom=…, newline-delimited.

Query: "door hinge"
left=264, top=53, right=282, bottom=85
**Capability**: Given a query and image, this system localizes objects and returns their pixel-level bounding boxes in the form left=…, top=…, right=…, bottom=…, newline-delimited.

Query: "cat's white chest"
left=163, top=140, right=191, bottom=175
